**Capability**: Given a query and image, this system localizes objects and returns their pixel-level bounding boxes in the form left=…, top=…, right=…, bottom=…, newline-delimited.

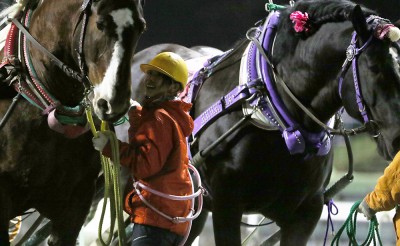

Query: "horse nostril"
left=97, top=98, right=109, bottom=112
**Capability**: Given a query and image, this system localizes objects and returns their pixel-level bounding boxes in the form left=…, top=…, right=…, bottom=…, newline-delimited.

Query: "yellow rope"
left=86, top=108, right=126, bottom=246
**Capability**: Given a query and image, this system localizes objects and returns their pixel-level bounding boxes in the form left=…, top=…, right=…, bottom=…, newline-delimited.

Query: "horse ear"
left=351, top=5, right=370, bottom=42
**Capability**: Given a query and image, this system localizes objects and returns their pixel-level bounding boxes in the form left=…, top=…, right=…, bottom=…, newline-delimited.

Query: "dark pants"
left=131, top=224, right=184, bottom=246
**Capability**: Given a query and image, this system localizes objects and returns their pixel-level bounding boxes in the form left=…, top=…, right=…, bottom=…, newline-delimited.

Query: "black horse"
left=0, top=0, right=145, bottom=245
left=130, top=0, right=400, bottom=245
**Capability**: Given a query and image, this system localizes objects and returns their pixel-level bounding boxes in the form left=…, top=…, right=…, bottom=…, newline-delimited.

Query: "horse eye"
left=96, top=20, right=105, bottom=31
left=370, top=65, right=380, bottom=74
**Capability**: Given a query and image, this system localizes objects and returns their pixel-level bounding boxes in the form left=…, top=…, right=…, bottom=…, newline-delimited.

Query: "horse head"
left=274, top=1, right=400, bottom=160
left=26, top=0, right=146, bottom=122
left=86, top=0, right=146, bottom=121
left=342, top=5, right=400, bottom=159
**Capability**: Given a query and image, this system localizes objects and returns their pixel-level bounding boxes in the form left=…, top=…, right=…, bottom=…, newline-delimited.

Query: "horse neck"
left=274, top=23, right=351, bottom=131
left=27, top=0, right=84, bottom=106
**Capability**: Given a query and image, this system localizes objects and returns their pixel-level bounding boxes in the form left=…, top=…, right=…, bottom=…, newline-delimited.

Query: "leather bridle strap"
left=8, top=15, right=89, bottom=86
left=338, top=32, right=373, bottom=122
left=76, top=0, right=92, bottom=87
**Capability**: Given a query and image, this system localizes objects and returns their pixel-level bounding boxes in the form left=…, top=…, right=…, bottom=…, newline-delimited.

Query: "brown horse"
left=0, top=0, right=145, bottom=245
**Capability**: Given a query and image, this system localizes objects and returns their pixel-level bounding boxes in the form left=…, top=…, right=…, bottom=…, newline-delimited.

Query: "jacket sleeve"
left=117, top=111, right=174, bottom=179
left=364, top=151, right=400, bottom=212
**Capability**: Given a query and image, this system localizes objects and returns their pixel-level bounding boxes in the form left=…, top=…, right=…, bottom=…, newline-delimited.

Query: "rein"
left=0, top=92, right=20, bottom=131
left=9, top=17, right=89, bottom=85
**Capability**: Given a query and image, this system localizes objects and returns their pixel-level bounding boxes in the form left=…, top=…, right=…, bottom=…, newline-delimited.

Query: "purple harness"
left=338, top=32, right=373, bottom=124
left=187, top=11, right=334, bottom=156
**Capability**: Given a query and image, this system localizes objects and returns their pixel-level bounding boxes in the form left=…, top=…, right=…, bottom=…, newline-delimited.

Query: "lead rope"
left=331, top=200, right=382, bottom=246
left=324, top=199, right=338, bottom=246
left=86, top=107, right=126, bottom=246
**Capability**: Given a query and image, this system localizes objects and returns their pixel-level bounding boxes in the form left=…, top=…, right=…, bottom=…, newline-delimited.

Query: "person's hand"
left=130, top=99, right=141, bottom=110
left=357, top=200, right=376, bottom=220
left=92, top=131, right=109, bottom=151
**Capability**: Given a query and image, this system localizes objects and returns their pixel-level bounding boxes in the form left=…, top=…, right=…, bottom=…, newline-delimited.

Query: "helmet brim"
left=140, top=64, right=175, bottom=81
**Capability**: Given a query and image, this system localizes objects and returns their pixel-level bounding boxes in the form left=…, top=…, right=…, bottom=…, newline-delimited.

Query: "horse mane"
left=274, top=0, right=377, bottom=59
left=281, top=0, right=377, bottom=36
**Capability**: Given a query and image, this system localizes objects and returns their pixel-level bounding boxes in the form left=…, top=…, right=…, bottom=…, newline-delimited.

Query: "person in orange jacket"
left=92, top=52, right=194, bottom=246
left=358, top=151, right=400, bottom=245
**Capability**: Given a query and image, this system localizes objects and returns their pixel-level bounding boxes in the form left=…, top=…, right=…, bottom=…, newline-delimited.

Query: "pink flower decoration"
left=290, top=11, right=310, bottom=33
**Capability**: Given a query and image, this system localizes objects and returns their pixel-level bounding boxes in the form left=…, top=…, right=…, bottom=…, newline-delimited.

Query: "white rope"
left=132, top=164, right=205, bottom=223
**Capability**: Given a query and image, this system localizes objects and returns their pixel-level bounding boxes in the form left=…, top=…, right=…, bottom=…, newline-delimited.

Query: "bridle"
left=0, top=0, right=94, bottom=130
left=248, top=24, right=374, bottom=138
left=11, top=0, right=93, bottom=91
left=337, top=31, right=380, bottom=138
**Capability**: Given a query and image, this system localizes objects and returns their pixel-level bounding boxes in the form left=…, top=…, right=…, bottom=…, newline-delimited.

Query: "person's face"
left=143, top=70, right=170, bottom=99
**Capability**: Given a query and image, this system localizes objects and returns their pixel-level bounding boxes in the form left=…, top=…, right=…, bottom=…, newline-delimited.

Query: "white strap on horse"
left=132, top=163, right=206, bottom=224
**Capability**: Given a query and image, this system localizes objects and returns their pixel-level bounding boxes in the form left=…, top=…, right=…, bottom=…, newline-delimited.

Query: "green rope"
left=265, top=3, right=286, bottom=12
left=331, top=200, right=383, bottom=246
left=113, top=115, right=129, bottom=126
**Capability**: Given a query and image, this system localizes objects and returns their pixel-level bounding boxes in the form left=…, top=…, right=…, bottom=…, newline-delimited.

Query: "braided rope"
left=86, top=108, right=126, bottom=246
left=331, top=200, right=382, bottom=246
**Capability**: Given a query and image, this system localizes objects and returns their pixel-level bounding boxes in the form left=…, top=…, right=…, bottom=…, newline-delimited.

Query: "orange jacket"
left=364, top=151, right=400, bottom=244
left=102, top=99, right=194, bottom=236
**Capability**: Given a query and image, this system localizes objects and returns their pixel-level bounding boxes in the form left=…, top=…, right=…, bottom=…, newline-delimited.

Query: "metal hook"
left=246, top=27, right=260, bottom=41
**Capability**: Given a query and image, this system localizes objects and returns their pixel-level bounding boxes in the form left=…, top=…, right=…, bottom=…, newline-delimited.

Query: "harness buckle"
left=346, top=43, right=357, bottom=62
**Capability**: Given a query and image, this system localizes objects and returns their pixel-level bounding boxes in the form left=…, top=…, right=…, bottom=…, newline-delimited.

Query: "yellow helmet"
left=140, top=52, right=188, bottom=89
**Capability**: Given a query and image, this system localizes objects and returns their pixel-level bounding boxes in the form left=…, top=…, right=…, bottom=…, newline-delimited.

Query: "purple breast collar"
left=187, top=11, right=333, bottom=156
left=245, top=11, right=333, bottom=156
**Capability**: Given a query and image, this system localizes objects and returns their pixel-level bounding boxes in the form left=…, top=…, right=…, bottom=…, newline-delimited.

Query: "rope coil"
left=331, top=200, right=383, bottom=246
left=86, top=108, right=126, bottom=246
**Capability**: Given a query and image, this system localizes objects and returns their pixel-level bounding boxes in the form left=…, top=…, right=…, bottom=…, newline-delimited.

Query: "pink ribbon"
left=290, top=11, right=310, bottom=33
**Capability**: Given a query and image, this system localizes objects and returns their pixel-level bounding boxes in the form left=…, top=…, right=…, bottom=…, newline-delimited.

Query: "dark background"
left=137, top=0, right=400, bottom=51
left=1, top=0, right=398, bottom=51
